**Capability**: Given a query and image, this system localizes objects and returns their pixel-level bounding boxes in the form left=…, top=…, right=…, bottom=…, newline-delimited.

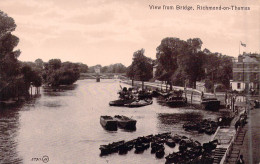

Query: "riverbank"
left=120, top=80, right=227, bottom=108
left=0, top=87, right=41, bottom=109
left=121, top=79, right=260, bottom=163
left=224, top=107, right=260, bottom=164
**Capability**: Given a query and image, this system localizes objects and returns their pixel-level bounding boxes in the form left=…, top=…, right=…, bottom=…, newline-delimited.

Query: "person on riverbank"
left=235, top=119, right=241, bottom=131
left=237, top=155, right=245, bottom=164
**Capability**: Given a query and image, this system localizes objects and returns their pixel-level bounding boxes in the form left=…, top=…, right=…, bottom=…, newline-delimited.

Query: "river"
left=0, top=79, right=226, bottom=164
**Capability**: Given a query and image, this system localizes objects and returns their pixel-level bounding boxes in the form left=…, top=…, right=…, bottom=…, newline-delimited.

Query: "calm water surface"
left=0, top=79, right=225, bottom=164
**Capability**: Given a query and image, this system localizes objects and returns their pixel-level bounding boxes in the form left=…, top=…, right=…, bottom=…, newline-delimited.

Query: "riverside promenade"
left=224, top=107, right=260, bottom=164
left=121, top=80, right=227, bottom=105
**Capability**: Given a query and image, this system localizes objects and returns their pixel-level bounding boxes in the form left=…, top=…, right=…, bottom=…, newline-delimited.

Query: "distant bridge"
left=80, top=73, right=127, bottom=79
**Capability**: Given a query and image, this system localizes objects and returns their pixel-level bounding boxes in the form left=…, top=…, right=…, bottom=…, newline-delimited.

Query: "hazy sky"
left=0, top=0, right=259, bottom=66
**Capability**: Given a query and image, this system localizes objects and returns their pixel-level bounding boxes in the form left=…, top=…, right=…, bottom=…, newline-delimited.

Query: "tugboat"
left=114, top=115, right=137, bottom=130
left=100, top=116, right=118, bottom=131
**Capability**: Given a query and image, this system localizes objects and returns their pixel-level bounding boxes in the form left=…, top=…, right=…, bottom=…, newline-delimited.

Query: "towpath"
left=225, top=108, right=260, bottom=164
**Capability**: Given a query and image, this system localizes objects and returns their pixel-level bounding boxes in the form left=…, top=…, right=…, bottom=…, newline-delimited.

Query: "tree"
left=43, top=60, right=80, bottom=86
left=127, top=49, right=153, bottom=90
left=126, top=64, right=135, bottom=86
left=203, top=52, right=233, bottom=90
left=88, top=64, right=102, bottom=73
left=0, top=10, right=23, bottom=100
left=155, top=38, right=181, bottom=82
left=76, top=63, right=88, bottom=73
left=156, top=37, right=204, bottom=89
left=21, top=65, right=42, bottom=87
left=35, top=58, right=44, bottom=69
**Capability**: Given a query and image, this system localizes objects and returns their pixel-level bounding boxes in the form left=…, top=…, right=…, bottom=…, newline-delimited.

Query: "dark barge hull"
left=100, top=116, right=118, bottom=131
left=109, top=99, right=134, bottom=106
left=201, top=99, right=220, bottom=111
left=114, top=115, right=137, bottom=130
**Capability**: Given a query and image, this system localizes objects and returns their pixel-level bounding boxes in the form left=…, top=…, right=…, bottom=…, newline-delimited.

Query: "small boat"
left=114, top=115, right=137, bottom=130
left=166, top=96, right=187, bottom=106
left=99, top=140, right=124, bottom=156
left=137, top=90, right=153, bottom=99
left=109, top=99, right=135, bottom=106
left=157, top=91, right=172, bottom=98
left=100, top=116, right=118, bottom=131
left=124, top=99, right=153, bottom=108
left=201, top=98, right=220, bottom=111
left=155, top=148, right=165, bottom=158
left=165, top=138, right=176, bottom=148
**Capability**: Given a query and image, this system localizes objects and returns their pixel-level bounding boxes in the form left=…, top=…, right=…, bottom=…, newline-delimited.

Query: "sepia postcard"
left=0, top=0, right=259, bottom=164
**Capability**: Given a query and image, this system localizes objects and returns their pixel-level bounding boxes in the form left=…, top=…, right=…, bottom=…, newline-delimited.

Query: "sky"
left=0, top=0, right=259, bottom=67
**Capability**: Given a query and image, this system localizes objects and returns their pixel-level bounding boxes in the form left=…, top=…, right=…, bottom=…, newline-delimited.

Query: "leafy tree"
left=126, top=64, right=135, bottom=86
left=127, top=49, right=153, bottom=89
left=35, top=58, right=44, bottom=69
left=21, top=65, right=42, bottom=87
left=99, top=63, right=126, bottom=73
left=43, top=60, right=80, bottom=86
left=156, top=37, right=204, bottom=89
left=0, top=11, right=24, bottom=100
left=76, top=63, right=88, bottom=73
left=203, top=52, right=233, bottom=89
left=88, top=64, right=102, bottom=73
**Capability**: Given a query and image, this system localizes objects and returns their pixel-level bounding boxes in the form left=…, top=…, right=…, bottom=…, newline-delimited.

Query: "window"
left=254, top=65, right=259, bottom=70
left=255, top=74, right=258, bottom=80
left=239, top=73, right=242, bottom=80
left=237, top=83, right=241, bottom=89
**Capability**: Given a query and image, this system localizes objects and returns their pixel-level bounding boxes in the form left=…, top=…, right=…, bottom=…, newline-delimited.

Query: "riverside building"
left=230, top=53, right=260, bottom=93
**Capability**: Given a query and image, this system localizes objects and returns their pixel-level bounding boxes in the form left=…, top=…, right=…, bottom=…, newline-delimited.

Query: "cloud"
left=1, top=0, right=259, bottom=66
left=67, top=10, right=115, bottom=25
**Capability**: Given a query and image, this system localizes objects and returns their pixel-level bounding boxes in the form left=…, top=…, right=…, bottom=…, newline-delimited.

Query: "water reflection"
left=0, top=108, right=22, bottom=163
left=157, top=112, right=203, bottom=125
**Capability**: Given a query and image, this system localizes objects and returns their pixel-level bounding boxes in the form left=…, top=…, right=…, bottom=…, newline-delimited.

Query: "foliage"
left=155, top=37, right=204, bottom=88
left=155, top=37, right=233, bottom=89
left=205, top=79, right=214, bottom=93
left=76, top=62, right=88, bottom=73
left=126, top=49, right=153, bottom=81
left=88, top=64, right=102, bottom=73
left=21, top=65, right=42, bottom=87
left=88, top=63, right=126, bottom=73
left=126, top=64, right=135, bottom=80
left=0, top=11, right=27, bottom=100
left=101, top=63, right=126, bottom=73
left=203, top=52, right=233, bottom=89
left=43, top=60, right=80, bottom=86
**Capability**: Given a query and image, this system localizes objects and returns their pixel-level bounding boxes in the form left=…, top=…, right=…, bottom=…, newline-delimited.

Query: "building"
left=230, top=53, right=260, bottom=93
left=153, top=64, right=158, bottom=78
left=196, top=81, right=206, bottom=93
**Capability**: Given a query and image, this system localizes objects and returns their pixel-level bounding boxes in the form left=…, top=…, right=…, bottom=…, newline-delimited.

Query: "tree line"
left=88, top=63, right=127, bottom=74
left=0, top=10, right=234, bottom=101
left=0, top=11, right=89, bottom=101
left=126, top=37, right=233, bottom=92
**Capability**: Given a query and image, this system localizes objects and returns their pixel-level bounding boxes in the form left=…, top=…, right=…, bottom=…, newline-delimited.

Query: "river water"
left=0, top=79, right=226, bottom=164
